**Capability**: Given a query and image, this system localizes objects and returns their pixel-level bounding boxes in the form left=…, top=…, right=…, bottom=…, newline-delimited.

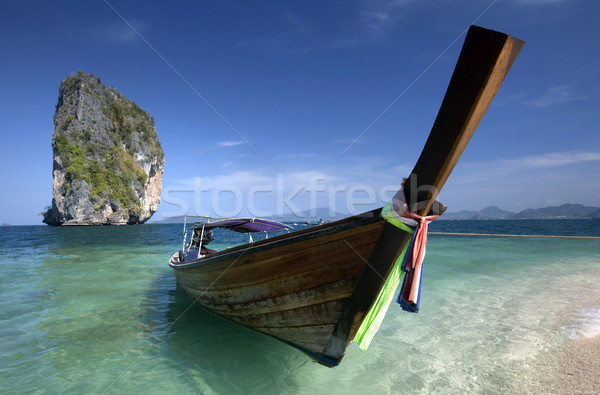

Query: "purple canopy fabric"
left=201, top=218, right=291, bottom=233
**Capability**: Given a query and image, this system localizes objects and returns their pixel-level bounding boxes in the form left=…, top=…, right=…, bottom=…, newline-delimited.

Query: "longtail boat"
left=169, top=26, right=524, bottom=367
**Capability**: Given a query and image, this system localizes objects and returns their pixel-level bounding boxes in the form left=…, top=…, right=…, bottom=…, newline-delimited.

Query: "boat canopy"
left=198, top=218, right=292, bottom=233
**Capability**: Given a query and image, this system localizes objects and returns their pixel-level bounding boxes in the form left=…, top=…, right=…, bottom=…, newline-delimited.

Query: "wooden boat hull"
left=170, top=209, right=389, bottom=366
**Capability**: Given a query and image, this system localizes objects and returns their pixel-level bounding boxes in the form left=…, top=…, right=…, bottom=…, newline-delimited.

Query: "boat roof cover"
left=199, top=218, right=292, bottom=233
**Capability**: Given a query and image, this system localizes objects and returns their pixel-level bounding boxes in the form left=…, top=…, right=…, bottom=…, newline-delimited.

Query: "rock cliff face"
left=43, top=71, right=164, bottom=225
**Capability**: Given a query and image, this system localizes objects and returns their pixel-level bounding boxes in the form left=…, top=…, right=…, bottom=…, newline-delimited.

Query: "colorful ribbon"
left=396, top=206, right=438, bottom=312
left=353, top=181, right=439, bottom=349
left=384, top=180, right=439, bottom=312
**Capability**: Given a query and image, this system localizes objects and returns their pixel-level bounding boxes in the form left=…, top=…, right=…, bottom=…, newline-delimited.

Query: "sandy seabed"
left=518, top=335, right=600, bottom=394
left=517, top=264, right=600, bottom=394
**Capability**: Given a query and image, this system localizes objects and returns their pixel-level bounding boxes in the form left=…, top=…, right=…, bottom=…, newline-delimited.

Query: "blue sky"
left=1, top=0, right=599, bottom=225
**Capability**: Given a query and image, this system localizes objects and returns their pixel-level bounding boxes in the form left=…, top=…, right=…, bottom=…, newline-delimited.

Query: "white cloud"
left=99, top=20, right=143, bottom=44
left=358, top=0, right=414, bottom=38
left=454, top=151, right=600, bottom=185
left=441, top=151, right=600, bottom=212
left=526, top=85, right=588, bottom=108
left=160, top=150, right=600, bottom=218
left=508, top=152, right=600, bottom=168
left=217, top=141, right=245, bottom=147
left=333, top=137, right=365, bottom=148
left=161, top=156, right=412, bottom=218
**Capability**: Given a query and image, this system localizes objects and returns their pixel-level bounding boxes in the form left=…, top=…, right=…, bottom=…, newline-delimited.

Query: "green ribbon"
left=353, top=202, right=414, bottom=350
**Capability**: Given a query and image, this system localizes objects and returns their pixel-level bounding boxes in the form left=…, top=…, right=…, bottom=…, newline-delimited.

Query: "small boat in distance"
left=305, top=219, right=325, bottom=226
left=169, top=26, right=524, bottom=367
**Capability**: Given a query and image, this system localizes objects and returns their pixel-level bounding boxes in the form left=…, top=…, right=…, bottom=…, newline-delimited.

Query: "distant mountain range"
left=151, top=203, right=600, bottom=223
left=441, top=203, right=600, bottom=220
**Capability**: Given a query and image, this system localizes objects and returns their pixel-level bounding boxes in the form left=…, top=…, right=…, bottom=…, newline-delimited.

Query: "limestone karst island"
left=42, top=71, right=164, bottom=225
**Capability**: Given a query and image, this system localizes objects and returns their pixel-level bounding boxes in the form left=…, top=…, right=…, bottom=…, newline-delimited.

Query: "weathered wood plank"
left=255, top=324, right=337, bottom=352
left=182, top=260, right=360, bottom=305
left=211, top=300, right=345, bottom=328
left=181, top=276, right=357, bottom=316
left=178, top=222, right=383, bottom=288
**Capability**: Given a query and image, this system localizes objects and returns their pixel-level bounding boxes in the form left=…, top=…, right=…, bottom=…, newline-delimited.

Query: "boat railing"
left=179, top=215, right=293, bottom=260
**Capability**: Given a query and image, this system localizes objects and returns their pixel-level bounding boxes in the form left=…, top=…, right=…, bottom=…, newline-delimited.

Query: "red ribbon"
left=400, top=208, right=439, bottom=304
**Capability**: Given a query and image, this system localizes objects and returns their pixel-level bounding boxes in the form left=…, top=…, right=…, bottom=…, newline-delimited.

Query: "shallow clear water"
left=1, top=220, right=599, bottom=393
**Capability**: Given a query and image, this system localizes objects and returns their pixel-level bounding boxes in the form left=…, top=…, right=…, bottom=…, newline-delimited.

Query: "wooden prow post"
left=324, top=26, right=524, bottom=365
left=403, top=25, right=524, bottom=215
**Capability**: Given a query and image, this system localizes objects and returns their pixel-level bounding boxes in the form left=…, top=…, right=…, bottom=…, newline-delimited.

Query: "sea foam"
left=563, top=307, right=600, bottom=339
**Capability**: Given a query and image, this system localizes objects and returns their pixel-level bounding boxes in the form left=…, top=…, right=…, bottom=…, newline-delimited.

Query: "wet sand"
left=519, top=334, right=600, bottom=394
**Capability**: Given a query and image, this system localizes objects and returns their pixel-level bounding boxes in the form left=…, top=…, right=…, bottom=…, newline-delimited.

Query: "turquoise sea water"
left=1, top=220, right=599, bottom=394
